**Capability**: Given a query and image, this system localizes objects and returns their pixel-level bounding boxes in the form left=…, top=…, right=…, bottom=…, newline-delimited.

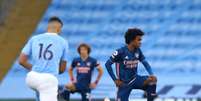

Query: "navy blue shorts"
left=74, top=83, right=91, bottom=93
left=58, top=83, right=91, bottom=101
left=117, top=75, right=148, bottom=101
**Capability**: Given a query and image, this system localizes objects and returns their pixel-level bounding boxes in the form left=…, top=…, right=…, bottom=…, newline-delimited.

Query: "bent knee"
left=144, top=76, right=157, bottom=86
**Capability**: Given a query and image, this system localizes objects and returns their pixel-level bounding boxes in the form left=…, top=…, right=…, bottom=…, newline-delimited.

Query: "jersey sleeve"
left=139, top=49, right=154, bottom=75
left=61, top=40, right=69, bottom=62
left=93, top=59, right=100, bottom=68
left=109, top=49, right=121, bottom=62
left=139, top=48, right=145, bottom=62
left=21, top=38, right=33, bottom=56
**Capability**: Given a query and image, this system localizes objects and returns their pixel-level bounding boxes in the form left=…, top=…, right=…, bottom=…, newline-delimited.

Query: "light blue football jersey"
left=21, top=32, right=68, bottom=76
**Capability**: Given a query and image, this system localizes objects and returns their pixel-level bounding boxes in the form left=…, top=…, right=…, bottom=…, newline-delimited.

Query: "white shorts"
left=26, top=71, right=58, bottom=101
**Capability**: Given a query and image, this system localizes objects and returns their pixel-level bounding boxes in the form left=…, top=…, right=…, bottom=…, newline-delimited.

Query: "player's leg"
left=144, top=76, right=157, bottom=101
left=26, top=71, right=59, bottom=101
left=116, top=85, right=132, bottom=101
left=133, top=75, right=157, bottom=101
left=26, top=71, right=43, bottom=101
left=58, top=83, right=78, bottom=101
left=146, top=84, right=157, bottom=101
left=58, top=85, right=71, bottom=101
left=38, top=74, right=58, bottom=101
left=39, top=89, right=58, bottom=101
left=80, top=92, right=91, bottom=101
left=35, top=91, right=40, bottom=101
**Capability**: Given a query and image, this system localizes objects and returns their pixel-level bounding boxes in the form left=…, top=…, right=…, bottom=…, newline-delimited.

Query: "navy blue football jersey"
left=71, top=57, right=100, bottom=87
left=110, top=46, right=145, bottom=83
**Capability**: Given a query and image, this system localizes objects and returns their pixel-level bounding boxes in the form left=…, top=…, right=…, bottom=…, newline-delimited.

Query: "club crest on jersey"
left=135, top=53, right=139, bottom=58
left=125, top=56, right=129, bottom=59
left=87, top=62, right=91, bottom=66
left=77, top=62, right=81, bottom=66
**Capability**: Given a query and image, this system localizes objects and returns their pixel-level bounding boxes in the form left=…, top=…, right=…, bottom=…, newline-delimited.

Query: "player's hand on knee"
left=148, top=75, right=157, bottom=82
left=90, top=83, right=97, bottom=89
left=144, top=75, right=157, bottom=86
left=65, top=83, right=76, bottom=91
left=71, top=78, right=77, bottom=84
left=115, top=79, right=123, bottom=87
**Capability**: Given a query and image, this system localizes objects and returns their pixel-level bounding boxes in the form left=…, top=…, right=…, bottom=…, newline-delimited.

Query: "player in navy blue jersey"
left=105, top=28, right=157, bottom=101
left=58, top=43, right=103, bottom=101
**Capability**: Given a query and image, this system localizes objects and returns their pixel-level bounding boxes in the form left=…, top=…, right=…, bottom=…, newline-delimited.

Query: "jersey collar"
left=125, top=45, right=137, bottom=53
left=80, top=56, right=90, bottom=62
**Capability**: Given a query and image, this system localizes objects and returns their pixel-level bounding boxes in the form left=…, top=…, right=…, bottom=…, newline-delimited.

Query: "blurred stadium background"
left=0, top=0, right=201, bottom=101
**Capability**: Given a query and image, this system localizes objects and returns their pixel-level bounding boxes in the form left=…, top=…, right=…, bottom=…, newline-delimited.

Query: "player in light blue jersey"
left=18, top=17, right=68, bottom=101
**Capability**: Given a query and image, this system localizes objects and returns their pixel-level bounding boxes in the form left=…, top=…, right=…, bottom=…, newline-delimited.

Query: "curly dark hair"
left=124, top=28, right=144, bottom=44
left=77, top=43, right=91, bottom=54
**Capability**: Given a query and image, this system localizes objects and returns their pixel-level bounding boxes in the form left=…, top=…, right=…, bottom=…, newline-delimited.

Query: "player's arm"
left=139, top=49, right=157, bottom=85
left=105, top=59, right=123, bottom=87
left=65, top=60, right=77, bottom=91
left=94, top=60, right=103, bottom=84
left=139, top=49, right=154, bottom=75
left=19, top=53, right=32, bottom=70
left=105, top=59, right=117, bottom=81
left=142, top=60, right=157, bottom=85
left=59, top=40, right=69, bottom=74
left=18, top=38, right=33, bottom=70
left=141, top=60, right=153, bottom=75
left=141, top=59, right=157, bottom=83
left=94, top=64, right=103, bottom=84
left=68, top=66, right=75, bottom=82
left=105, top=50, right=123, bottom=87
left=66, top=65, right=76, bottom=91
left=90, top=63, right=103, bottom=89
left=68, top=59, right=76, bottom=83
left=59, top=60, right=67, bottom=74
left=105, top=50, right=119, bottom=81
